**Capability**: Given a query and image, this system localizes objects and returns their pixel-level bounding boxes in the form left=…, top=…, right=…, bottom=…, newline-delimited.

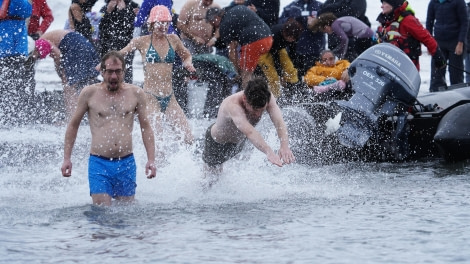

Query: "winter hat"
left=148, top=5, right=172, bottom=23
left=381, top=0, right=405, bottom=9
left=34, top=39, right=51, bottom=59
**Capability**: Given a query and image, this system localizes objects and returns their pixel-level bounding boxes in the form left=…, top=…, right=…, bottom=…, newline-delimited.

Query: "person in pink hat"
left=117, top=5, right=196, bottom=164
left=32, top=29, right=100, bottom=119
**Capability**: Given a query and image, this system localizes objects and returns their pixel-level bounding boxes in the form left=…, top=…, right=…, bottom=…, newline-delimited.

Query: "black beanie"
left=381, top=0, right=405, bottom=9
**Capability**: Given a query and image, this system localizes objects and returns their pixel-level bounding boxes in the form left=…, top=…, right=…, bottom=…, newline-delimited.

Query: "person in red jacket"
left=376, top=0, right=445, bottom=71
left=27, top=0, right=54, bottom=40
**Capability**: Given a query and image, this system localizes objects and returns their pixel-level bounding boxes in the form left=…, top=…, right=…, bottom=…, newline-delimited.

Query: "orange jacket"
left=304, top=59, right=350, bottom=87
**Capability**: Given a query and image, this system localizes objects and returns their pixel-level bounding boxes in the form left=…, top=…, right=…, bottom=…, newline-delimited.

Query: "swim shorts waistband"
left=90, top=153, right=134, bottom=161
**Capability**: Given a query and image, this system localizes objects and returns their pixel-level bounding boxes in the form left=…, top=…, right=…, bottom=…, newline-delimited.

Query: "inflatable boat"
left=284, top=43, right=470, bottom=163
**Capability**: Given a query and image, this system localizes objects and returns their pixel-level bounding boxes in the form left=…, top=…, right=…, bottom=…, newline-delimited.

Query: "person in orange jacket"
left=27, top=0, right=54, bottom=40
left=303, top=49, right=350, bottom=94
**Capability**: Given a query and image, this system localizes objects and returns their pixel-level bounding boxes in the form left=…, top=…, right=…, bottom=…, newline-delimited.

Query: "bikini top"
left=145, top=37, right=176, bottom=64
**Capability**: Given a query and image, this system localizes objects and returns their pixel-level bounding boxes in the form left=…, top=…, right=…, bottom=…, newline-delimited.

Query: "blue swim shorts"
left=88, top=154, right=137, bottom=198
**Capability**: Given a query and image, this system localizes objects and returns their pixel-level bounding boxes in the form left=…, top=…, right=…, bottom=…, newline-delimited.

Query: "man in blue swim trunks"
left=61, top=51, right=156, bottom=206
left=202, top=77, right=295, bottom=188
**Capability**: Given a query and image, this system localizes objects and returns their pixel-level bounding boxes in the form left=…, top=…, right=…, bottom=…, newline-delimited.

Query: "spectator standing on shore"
left=27, top=0, right=54, bottom=40
left=464, top=1, right=470, bottom=83
left=279, top=0, right=325, bottom=79
left=0, top=0, right=32, bottom=123
left=99, top=0, right=137, bottom=84
left=236, top=0, right=280, bottom=27
left=178, top=0, right=220, bottom=55
left=377, top=0, right=445, bottom=72
left=69, top=0, right=98, bottom=42
left=426, top=0, right=468, bottom=92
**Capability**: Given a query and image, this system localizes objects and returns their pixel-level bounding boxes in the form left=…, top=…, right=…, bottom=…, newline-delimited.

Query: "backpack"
left=0, top=0, right=11, bottom=20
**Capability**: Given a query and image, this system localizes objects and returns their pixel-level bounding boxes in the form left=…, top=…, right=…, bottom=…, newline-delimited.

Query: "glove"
left=433, top=48, right=446, bottom=69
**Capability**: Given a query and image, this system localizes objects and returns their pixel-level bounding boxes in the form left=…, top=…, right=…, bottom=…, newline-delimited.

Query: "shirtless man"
left=177, top=0, right=220, bottom=54
left=202, top=78, right=295, bottom=187
left=61, top=51, right=156, bottom=206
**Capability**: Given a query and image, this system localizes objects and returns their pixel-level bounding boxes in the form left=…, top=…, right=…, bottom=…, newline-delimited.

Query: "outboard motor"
left=334, top=43, right=420, bottom=159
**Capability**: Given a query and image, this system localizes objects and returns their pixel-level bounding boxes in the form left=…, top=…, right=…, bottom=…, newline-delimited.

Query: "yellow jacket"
left=304, top=60, right=350, bottom=87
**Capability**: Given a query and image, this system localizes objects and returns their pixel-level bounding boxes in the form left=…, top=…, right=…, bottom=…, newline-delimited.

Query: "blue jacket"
left=0, top=0, right=32, bottom=58
left=426, top=0, right=468, bottom=43
left=279, top=0, right=325, bottom=56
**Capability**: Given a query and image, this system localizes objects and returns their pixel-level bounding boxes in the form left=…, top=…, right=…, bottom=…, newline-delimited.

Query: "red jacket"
left=376, top=1, right=438, bottom=70
left=28, top=0, right=54, bottom=35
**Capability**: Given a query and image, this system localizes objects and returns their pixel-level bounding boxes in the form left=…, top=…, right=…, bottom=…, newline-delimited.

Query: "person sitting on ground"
left=118, top=5, right=196, bottom=152
left=30, top=29, right=101, bottom=119
left=61, top=51, right=156, bottom=206
left=202, top=77, right=295, bottom=188
left=303, top=49, right=350, bottom=94
left=310, top=12, right=375, bottom=61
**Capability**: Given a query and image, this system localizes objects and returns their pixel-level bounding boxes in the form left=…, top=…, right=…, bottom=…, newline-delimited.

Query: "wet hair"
left=281, top=18, right=303, bottom=41
left=244, top=78, right=271, bottom=109
left=310, top=12, right=337, bottom=33
left=100, top=51, right=125, bottom=71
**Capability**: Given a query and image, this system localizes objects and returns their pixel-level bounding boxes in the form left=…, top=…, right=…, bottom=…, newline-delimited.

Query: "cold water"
left=1, top=114, right=470, bottom=264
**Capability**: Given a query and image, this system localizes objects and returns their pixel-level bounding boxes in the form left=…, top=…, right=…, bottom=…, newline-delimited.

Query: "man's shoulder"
left=122, top=83, right=143, bottom=93
left=222, top=92, right=243, bottom=109
left=82, top=82, right=101, bottom=93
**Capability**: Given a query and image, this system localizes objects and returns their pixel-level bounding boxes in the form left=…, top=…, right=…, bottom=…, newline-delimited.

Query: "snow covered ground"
left=36, top=0, right=433, bottom=94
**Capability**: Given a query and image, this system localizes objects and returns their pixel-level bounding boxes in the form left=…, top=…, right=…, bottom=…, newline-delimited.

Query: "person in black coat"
left=99, top=0, right=138, bottom=83
left=320, top=0, right=370, bottom=26
left=228, top=0, right=280, bottom=27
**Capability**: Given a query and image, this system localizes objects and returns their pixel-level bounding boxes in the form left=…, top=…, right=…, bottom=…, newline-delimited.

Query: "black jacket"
left=245, top=0, right=280, bottom=27
left=99, top=0, right=136, bottom=56
left=320, top=0, right=370, bottom=27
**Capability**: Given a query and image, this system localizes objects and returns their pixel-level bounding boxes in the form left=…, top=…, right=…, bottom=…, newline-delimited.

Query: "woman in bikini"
left=119, top=5, right=196, bottom=147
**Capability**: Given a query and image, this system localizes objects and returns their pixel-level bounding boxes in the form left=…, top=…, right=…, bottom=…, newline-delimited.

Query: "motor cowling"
left=334, top=43, right=421, bottom=150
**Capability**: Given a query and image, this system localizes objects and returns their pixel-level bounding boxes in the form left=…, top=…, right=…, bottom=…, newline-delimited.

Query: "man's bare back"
left=204, top=78, right=295, bottom=169
left=211, top=91, right=264, bottom=144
